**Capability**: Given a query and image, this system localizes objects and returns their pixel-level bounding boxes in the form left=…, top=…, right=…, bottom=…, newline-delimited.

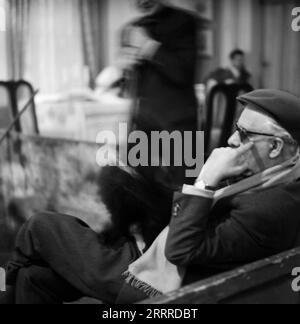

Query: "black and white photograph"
left=1, top=0, right=300, bottom=309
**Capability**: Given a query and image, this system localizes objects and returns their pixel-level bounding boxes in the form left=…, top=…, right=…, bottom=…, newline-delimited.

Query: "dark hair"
left=97, top=166, right=174, bottom=248
left=230, top=49, right=245, bottom=60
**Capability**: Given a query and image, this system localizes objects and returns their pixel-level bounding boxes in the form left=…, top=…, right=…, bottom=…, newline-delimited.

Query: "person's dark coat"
left=122, top=5, right=199, bottom=131
left=166, top=181, right=300, bottom=285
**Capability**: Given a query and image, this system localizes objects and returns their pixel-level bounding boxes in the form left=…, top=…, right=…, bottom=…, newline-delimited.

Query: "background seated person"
left=121, top=89, right=300, bottom=301
left=206, top=49, right=252, bottom=92
left=167, top=89, right=300, bottom=285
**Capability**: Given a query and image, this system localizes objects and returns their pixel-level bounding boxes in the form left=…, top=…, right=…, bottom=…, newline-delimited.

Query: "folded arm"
left=165, top=191, right=272, bottom=267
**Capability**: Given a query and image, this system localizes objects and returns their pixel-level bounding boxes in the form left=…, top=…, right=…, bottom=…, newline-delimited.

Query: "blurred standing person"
left=119, top=0, right=199, bottom=187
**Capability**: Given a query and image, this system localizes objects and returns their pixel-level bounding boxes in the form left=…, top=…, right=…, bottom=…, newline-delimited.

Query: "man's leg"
left=6, top=212, right=140, bottom=304
left=0, top=286, right=15, bottom=304
left=16, top=266, right=82, bottom=304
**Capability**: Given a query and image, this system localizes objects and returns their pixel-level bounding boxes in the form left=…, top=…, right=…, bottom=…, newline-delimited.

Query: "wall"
left=260, top=0, right=300, bottom=94
left=214, top=0, right=260, bottom=87
left=216, top=0, right=254, bottom=67
left=214, top=0, right=300, bottom=94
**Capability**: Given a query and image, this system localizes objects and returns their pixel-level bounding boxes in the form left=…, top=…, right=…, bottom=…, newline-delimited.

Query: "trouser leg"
left=6, top=212, right=140, bottom=303
left=15, top=265, right=82, bottom=304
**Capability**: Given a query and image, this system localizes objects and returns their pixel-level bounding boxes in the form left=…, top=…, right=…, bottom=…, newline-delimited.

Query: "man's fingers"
left=234, top=162, right=250, bottom=175
left=236, top=142, right=254, bottom=155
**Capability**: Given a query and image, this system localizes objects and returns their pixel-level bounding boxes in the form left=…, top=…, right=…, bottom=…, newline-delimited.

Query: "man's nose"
left=228, top=131, right=241, bottom=148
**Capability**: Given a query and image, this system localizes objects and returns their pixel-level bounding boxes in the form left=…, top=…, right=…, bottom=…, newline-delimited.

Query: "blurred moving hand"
left=117, top=29, right=160, bottom=71
left=130, top=27, right=152, bottom=50
left=116, top=47, right=141, bottom=70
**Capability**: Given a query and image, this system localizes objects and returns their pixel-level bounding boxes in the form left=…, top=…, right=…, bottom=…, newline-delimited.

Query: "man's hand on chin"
left=196, top=142, right=254, bottom=188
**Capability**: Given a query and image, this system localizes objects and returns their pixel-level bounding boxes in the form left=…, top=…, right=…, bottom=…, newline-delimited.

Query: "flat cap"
left=237, top=89, right=300, bottom=144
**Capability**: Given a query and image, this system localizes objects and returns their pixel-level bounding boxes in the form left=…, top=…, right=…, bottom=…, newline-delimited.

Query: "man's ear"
left=269, top=138, right=284, bottom=159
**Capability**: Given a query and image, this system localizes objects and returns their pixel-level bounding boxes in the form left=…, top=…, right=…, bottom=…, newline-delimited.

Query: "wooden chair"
left=142, top=248, right=300, bottom=304
left=204, top=83, right=253, bottom=156
left=0, top=80, right=39, bottom=134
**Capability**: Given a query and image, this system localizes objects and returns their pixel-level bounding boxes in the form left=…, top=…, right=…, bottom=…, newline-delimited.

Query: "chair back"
left=0, top=80, right=39, bottom=134
left=204, top=83, right=253, bottom=155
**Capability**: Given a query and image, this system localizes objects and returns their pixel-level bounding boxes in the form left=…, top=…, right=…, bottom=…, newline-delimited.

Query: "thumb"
left=237, top=142, right=254, bottom=155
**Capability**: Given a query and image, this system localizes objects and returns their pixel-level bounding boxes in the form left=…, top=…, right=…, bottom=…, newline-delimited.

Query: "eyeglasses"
left=234, top=124, right=297, bottom=145
left=234, top=124, right=276, bottom=142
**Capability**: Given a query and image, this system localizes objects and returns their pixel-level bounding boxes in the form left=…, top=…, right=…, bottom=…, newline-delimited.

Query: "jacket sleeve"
left=165, top=192, right=276, bottom=267
left=145, top=17, right=197, bottom=86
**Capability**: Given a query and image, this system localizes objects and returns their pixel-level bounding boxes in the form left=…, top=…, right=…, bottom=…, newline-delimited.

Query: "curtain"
left=6, top=0, right=109, bottom=94
left=25, top=0, right=86, bottom=94
left=6, top=0, right=31, bottom=79
left=79, top=0, right=107, bottom=89
left=0, top=0, right=8, bottom=79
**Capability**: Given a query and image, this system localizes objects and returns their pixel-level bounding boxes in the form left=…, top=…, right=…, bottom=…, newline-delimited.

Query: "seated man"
left=167, top=88, right=300, bottom=281
left=121, top=89, right=300, bottom=300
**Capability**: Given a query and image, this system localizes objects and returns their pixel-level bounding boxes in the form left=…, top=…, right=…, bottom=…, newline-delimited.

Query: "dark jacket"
left=123, top=6, right=199, bottom=130
left=207, top=67, right=252, bottom=85
left=166, top=181, right=300, bottom=284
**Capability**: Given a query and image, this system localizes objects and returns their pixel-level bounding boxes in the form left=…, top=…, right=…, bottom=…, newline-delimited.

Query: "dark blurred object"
left=98, top=165, right=174, bottom=250
left=205, top=83, right=254, bottom=155
left=123, top=5, right=199, bottom=130
left=121, top=4, right=199, bottom=186
left=0, top=81, right=39, bottom=134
